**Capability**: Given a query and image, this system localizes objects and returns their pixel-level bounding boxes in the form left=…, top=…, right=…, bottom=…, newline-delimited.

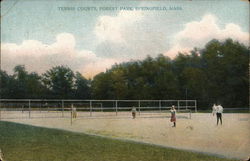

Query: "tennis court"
left=1, top=110, right=249, bottom=160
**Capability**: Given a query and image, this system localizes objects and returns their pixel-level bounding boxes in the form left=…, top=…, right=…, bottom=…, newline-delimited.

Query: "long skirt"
left=170, top=115, right=176, bottom=122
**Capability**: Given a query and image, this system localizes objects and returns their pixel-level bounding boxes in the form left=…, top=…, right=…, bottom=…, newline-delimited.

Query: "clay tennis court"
left=1, top=111, right=249, bottom=160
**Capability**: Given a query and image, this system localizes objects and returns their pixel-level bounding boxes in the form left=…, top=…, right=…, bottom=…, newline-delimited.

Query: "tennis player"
left=170, top=105, right=176, bottom=127
left=131, top=107, right=137, bottom=119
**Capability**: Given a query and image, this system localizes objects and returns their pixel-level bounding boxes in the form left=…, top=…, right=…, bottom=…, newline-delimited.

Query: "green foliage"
left=42, top=66, right=75, bottom=98
left=0, top=38, right=249, bottom=108
left=0, top=65, right=46, bottom=98
left=74, top=72, right=91, bottom=99
left=0, top=65, right=90, bottom=99
left=200, top=39, right=249, bottom=107
left=91, top=39, right=249, bottom=108
left=0, top=121, right=236, bottom=161
left=0, top=70, right=16, bottom=98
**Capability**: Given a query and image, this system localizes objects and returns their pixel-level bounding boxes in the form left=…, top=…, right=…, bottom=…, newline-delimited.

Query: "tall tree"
left=12, top=65, right=29, bottom=98
left=26, top=72, right=46, bottom=98
left=201, top=39, right=249, bottom=107
left=91, top=72, right=114, bottom=99
left=74, top=72, right=91, bottom=99
left=42, top=66, right=75, bottom=99
left=0, top=70, right=16, bottom=98
left=110, top=66, right=128, bottom=99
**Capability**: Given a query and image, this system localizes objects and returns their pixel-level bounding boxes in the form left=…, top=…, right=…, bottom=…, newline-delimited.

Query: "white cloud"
left=2, top=14, right=249, bottom=78
left=1, top=33, right=119, bottom=78
left=94, top=10, right=144, bottom=43
left=221, top=23, right=249, bottom=43
left=165, top=14, right=249, bottom=58
left=94, top=10, right=168, bottom=60
left=81, top=58, right=120, bottom=78
left=1, top=33, right=76, bottom=58
left=51, top=33, right=76, bottom=53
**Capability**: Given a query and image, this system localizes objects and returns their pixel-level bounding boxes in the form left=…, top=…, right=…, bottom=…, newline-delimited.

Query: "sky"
left=1, top=0, right=249, bottom=78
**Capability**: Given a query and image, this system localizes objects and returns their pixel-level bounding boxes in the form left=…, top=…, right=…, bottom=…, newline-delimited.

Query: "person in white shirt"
left=215, top=104, right=223, bottom=125
left=212, top=104, right=217, bottom=116
left=71, top=104, right=77, bottom=118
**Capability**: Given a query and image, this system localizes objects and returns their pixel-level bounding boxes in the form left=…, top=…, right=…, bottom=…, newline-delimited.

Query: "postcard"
left=0, top=0, right=249, bottom=160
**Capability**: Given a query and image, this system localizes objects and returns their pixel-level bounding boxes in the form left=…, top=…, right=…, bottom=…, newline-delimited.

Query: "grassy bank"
left=0, top=121, right=236, bottom=161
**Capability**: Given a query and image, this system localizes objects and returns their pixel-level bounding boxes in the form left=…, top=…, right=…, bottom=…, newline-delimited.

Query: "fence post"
left=29, top=100, right=31, bottom=118
left=90, top=100, right=92, bottom=116
left=62, top=100, right=64, bottom=117
left=138, top=100, right=141, bottom=115
left=70, top=104, right=73, bottom=125
left=195, top=100, right=197, bottom=113
left=115, top=100, right=118, bottom=116
left=159, top=100, right=161, bottom=112
left=0, top=101, right=1, bottom=120
left=177, top=100, right=180, bottom=112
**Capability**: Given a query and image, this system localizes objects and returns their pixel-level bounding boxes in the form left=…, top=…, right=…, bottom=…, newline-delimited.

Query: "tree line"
left=0, top=39, right=249, bottom=108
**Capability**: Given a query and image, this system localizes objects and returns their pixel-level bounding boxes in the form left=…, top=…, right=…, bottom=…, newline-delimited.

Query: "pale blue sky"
left=1, top=0, right=249, bottom=77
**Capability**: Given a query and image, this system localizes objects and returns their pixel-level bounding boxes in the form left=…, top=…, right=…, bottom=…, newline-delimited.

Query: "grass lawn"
left=0, top=121, right=237, bottom=161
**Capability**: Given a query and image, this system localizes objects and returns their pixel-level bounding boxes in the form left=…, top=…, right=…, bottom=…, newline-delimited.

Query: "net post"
left=70, top=104, right=73, bottom=125
left=29, top=100, right=31, bottom=118
left=195, top=100, right=197, bottom=113
left=90, top=100, right=92, bottom=116
left=115, top=100, right=118, bottom=116
left=62, top=100, right=64, bottom=117
left=138, top=100, right=141, bottom=115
